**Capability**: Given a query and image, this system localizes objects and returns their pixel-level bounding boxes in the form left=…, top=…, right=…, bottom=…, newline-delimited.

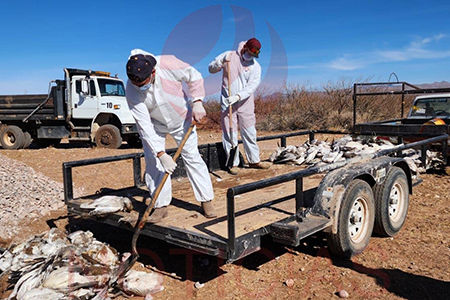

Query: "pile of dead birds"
left=269, top=135, right=445, bottom=174
left=0, top=228, right=163, bottom=299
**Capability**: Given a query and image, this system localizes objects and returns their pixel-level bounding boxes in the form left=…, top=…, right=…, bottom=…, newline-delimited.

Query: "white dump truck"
left=0, top=68, right=140, bottom=149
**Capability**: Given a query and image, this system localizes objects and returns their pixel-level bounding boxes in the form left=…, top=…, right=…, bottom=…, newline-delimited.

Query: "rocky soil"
left=1, top=131, right=449, bottom=299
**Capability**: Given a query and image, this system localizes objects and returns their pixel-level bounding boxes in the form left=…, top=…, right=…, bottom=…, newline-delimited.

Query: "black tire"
left=23, top=131, right=32, bottom=149
left=373, top=167, right=409, bottom=237
left=0, top=125, right=25, bottom=149
left=95, top=124, right=122, bottom=149
left=127, top=135, right=142, bottom=148
left=327, top=179, right=375, bottom=258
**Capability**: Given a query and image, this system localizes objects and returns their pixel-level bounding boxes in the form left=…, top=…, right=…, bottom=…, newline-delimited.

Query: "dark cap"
left=126, top=54, right=157, bottom=83
left=245, top=38, right=261, bottom=58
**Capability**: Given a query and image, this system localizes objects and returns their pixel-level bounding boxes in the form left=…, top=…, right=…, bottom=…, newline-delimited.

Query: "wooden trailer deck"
left=68, top=165, right=324, bottom=243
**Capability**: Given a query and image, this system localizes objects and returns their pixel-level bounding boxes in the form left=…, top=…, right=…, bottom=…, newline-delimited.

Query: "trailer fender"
left=311, top=156, right=409, bottom=234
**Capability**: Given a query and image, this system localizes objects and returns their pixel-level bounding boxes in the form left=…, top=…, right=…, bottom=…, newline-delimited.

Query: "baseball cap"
left=245, top=38, right=261, bottom=58
left=126, top=54, right=157, bottom=83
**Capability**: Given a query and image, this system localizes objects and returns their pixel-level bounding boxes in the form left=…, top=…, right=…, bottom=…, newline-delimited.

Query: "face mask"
left=242, top=52, right=254, bottom=62
left=139, top=83, right=151, bottom=91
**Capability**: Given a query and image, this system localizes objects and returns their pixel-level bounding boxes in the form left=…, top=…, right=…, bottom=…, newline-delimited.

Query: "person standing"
left=209, top=38, right=270, bottom=175
left=125, top=49, right=216, bottom=223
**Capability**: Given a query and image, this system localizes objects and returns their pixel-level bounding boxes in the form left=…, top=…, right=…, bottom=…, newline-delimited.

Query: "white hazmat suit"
left=208, top=41, right=262, bottom=167
left=126, top=49, right=214, bottom=208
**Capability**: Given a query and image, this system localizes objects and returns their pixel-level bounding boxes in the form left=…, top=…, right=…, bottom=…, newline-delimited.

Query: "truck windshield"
left=97, top=79, right=126, bottom=97
left=410, top=97, right=450, bottom=117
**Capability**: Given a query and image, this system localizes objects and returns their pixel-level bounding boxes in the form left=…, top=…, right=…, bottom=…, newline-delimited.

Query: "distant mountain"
left=417, top=81, right=450, bottom=89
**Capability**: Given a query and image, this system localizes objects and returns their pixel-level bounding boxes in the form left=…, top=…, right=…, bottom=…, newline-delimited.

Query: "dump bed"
left=0, top=82, right=66, bottom=122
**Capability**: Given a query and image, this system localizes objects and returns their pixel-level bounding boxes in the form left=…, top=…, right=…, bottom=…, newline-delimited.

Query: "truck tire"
left=0, top=125, right=25, bottom=149
left=23, top=131, right=32, bottom=149
left=95, top=124, right=122, bottom=149
left=327, top=179, right=375, bottom=258
left=373, top=167, right=409, bottom=237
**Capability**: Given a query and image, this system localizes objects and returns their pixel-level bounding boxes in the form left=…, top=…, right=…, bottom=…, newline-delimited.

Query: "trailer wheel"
left=95, top=124, right=122, bottom=149
left=23, top=131, right=32, bottom=149
left=327, top=179, right=375, bottom=258
left=0, top=125, right=25, bottom=149
left=373, top=167, right=409, bottom=237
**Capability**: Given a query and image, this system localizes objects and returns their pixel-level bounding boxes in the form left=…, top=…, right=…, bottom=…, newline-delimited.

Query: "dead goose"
left=20, top=287, right=66, bottom=300
left=80, top=195, right=133, bottom=216
left=118, top=269, right=164, bottom=298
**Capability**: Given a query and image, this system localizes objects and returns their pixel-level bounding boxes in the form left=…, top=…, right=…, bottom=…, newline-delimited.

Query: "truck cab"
left=408, top=93, right=450, bottom=122
left=67, top=69, right=140, bottom=148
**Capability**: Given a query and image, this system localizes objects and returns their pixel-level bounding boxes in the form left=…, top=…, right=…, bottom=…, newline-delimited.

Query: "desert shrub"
left=202, top=76, right=417, bottom=132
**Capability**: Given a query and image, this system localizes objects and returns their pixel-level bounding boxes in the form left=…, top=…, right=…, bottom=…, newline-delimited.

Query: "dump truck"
left=0, top=68, right=140, bottom=149
left=62, top=128, right=448, bottom=263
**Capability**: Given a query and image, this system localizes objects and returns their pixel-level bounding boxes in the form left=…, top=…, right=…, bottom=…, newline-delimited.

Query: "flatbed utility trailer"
left=352, top=81, right=450, bottom=162
left=63, top=131, right=449, bottom=262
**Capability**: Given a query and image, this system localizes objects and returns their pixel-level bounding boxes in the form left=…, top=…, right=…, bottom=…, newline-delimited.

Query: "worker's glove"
left=159, top=153, right=177, bottom=175
left=192, top=100, right=206, bottom=122
left=225, top=95, right=240, bottom=106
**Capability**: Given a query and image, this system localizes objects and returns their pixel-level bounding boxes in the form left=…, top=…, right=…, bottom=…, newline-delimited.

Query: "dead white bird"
left=67, top=230, right=94, bottom=248
left=42, top=266, right=96, bottom=291
left=82, top=240, right=119, bottom=266
left=20, top=287, right=66, bottom=300
left=118, top=270, right=164, bottom=297
left=80, top=195, right=133, bottom=216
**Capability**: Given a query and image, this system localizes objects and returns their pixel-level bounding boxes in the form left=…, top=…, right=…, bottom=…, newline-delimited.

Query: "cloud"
left=328, top=33, right=450, bottom=71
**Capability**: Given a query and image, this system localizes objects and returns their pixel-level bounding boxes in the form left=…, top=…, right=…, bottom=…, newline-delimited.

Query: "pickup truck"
left=0, top=69, right=140, bottom=149
left=352, top=81, right=450, bottom=160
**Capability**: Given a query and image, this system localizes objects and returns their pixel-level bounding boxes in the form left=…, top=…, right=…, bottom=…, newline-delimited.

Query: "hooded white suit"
left=208, top=41, right=262, bottom=166
left=126, top=49, right=214, bottom=208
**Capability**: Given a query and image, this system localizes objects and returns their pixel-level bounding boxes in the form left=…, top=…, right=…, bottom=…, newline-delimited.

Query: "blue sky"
left=1, top=0, right=450, bottom=95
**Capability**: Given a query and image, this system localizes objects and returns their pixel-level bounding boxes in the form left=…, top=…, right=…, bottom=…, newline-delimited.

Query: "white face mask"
left=242, top=52, right=254, bottom=62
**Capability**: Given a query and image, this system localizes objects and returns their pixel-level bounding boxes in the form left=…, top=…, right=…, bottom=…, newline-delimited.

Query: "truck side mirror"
left=80, top=80, right=89, bottom=96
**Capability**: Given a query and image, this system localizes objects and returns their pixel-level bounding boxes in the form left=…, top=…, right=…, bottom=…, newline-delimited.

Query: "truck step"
left=271, top=215, right=332, bottom=247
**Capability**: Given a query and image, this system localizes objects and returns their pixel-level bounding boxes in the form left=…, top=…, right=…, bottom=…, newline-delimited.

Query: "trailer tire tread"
left=373, top=166, right=409, bottom=237
left=327, top=179, right=375, bottom=258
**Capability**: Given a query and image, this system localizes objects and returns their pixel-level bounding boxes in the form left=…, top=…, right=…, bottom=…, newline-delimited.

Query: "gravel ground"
left=0, top=153, right=83, bottom=241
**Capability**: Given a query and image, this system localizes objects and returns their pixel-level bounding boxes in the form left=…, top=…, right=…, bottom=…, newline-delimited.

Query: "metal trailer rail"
left=63, top=131, right=449, bottom=262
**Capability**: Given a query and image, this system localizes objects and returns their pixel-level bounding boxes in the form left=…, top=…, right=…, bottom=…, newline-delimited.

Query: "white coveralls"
left=126, top=49, right=214, bottom=208
left=208, top=41, right=262, bottom=167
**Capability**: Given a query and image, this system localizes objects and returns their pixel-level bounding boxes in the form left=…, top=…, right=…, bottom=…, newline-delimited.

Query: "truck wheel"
left=0, top=125, right=25, bottom=149
left=373, top=167, right=409, bottom=237
left=127, top=135, right=142, bottom=148
left=95, top=124, right=122, bottom=149
left=23, top=131, right=32, bottom=149
left=327, top=179, right=375, bottom=258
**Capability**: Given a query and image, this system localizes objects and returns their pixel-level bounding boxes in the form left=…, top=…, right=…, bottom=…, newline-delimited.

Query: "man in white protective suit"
left=208, top=38, right=270, bottom=175
left=125, top=49, right=217, bottom=223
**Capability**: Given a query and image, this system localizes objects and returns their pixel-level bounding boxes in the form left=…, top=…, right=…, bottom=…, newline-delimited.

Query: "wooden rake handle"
left=227, top=59, right=234, bottom=146
left=131, top=122, right=196, bottom=253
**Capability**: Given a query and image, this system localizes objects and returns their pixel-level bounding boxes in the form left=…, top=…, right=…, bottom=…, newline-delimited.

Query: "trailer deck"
left=63, top=130, right=449, bottom=262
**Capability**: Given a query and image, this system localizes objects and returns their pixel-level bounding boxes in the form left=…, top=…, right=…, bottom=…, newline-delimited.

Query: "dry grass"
left=202, top=76, right=416, bottom=132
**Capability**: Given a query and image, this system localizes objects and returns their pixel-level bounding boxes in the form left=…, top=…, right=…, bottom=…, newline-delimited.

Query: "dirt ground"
left=1, top=130, right=449, bottom=300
